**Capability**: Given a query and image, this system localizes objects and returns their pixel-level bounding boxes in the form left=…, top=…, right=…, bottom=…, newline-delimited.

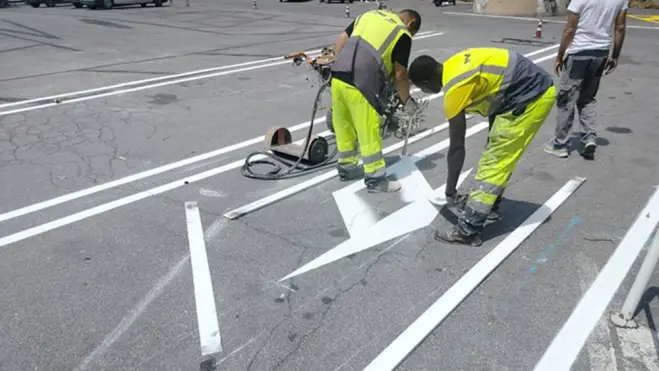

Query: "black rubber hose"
left=240, top=78, right=338, bottom=180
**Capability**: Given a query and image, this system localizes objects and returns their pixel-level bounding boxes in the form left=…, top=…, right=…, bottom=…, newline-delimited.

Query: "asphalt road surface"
left=1, top=1, right=659, bottom=370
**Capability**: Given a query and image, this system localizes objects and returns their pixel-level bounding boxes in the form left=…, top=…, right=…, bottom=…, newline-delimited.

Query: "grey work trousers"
left=552, top=50, right=609, bottom=146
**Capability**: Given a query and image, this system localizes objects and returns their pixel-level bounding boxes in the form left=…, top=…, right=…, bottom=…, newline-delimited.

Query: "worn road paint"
left=534, top=186, right=659, bottom=371
left=529, top=216, right=583, bottom=273
left=364, top=177, right=587, bottom=371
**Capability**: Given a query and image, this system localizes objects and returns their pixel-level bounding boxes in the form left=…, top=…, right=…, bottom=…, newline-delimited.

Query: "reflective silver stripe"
left=365, top=167, right=386, bottom=178
left=443, top=65, right=506, bottom=93
left=473, top=180, right=505, bottom=196
left=464, top=198, right=493, bottom=214
left=338, top=149, right=359, bottom=159
left=377, top=25, right=406, bottom=54
left=362, top=151, right=384, bottom=165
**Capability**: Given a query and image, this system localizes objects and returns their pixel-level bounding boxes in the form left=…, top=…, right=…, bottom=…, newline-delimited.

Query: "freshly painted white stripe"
left=0, top=35, right=464, bottom=225
left=442, top=11, right=659, bottom=30
left=0, top=31, right=448, bottom=116
left=0, top=52, right=321, bottom=110
left=0, top=51, right=558, bottom=248
left=185, top=202, right=223, bottom=356
left=279, top=169, right=473, bottom=282
left=334, top=160, right=435, bottom=238
left=533, top=187, right=659, bottom=371
left=364, top=176, right=587, bottom=371
left=223, top=49, right=559, bottom=220
left=333, top=191, right=380, bottom=239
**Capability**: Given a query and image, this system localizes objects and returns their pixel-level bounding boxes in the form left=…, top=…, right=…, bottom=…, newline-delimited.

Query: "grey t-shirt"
left=567, top=0, right=629, bottom=54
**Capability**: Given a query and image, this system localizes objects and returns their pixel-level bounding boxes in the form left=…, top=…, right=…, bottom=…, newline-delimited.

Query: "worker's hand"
left=604, top=57, right=618, bottom=75
left=554, top=56, right=564, bottom=76
left=402, top=97, right=419, bottom=115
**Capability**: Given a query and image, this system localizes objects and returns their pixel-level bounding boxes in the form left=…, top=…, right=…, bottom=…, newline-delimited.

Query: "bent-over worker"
left=331, top=9, right=421, bottom=193
left=408, top=48, right=556, bottom=246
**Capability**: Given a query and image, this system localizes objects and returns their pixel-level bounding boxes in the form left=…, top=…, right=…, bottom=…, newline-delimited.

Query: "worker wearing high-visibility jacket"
left=330, top=9, right=422, bottom=193
left=408, top=48, right=557, bottom=246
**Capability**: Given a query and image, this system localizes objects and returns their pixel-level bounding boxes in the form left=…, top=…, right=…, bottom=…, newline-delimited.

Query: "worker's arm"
left=335, top=20, right=355, bottom=55
left=391, top=35, right=413, bottom=104
left=446, top=111, right=467, bottom=196
left=393, top=62, right=411, bottom=104
left=606, top=5, right=628, bottom=74
left=555, top=9, right=580, bottom=74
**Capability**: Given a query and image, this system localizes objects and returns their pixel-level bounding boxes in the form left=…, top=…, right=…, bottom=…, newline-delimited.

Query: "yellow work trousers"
left=330, top=78, right=386, bottom=180
left=459, top=85, right=557, bottom=236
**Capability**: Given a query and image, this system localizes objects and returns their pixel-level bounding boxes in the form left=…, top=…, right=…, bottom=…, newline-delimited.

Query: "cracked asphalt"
left=1, top=1, right=659, bottom=370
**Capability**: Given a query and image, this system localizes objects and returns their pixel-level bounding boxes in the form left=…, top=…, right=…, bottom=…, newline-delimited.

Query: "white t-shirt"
left=567, top=0, right=629, bottom=54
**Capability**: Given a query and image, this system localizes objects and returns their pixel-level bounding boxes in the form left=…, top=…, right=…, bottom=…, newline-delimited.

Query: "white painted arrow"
left=333, top=160, right=435, bottom=238
left=279, top=169, right=472, bottom=282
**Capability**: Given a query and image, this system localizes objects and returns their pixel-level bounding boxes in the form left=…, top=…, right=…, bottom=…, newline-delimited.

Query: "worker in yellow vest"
left=408, top=48, right=557, bottom=246
left=331, top=9, right=421, bottom=193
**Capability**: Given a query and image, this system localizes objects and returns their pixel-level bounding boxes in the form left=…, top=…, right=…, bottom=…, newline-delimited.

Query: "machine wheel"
left=73, top=2, right=83, bottom=7
left=140, top=2, right=146, bottom=6
left=308, top=136, right=329, bottom=164
left=326, top=109, right=334, bottom=133
left=154, top=0, right=162, bottom=6
left=29, top=2, right=41, bottom=7
left=88, top=4, right=96, bottom=8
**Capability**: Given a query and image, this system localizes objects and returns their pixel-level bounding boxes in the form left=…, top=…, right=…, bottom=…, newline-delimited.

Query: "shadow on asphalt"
left=437, top=197, right=548, bottom=243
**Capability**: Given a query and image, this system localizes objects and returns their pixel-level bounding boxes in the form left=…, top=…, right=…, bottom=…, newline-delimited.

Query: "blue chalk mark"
left=528, top=216, right=583, bottom=274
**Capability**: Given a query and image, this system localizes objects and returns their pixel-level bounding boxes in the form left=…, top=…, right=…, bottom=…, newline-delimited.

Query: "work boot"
left=338, top=165, right=363, bottom=182
left=434, top=227, right=483, bottom=247
left=544, top=142, right=568, bottom=158
left=366, top=178, right=401, bottom=193
left=581, top=135, right=597, bottom=157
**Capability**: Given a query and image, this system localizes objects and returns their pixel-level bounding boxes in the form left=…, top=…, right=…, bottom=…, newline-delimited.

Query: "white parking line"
left=533, top=186, right=659, bottom=371
left=0, top=53, right=320, bottom=110
left=364, top=176, right=587, bottom=371
left=0, top=31, right=448, bottom=117
left=224, top=48, right=559, bottom=219
left=0, top=32, right=460, bottom=226
left=185, top=202, right=223, bottom=356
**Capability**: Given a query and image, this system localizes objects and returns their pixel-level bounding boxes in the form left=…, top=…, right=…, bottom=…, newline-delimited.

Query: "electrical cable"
left=240, top=78, right=338, bottom=180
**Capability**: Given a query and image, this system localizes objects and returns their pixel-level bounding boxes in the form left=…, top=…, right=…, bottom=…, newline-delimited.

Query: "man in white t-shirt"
left=544, top=0, right=628, bottom=159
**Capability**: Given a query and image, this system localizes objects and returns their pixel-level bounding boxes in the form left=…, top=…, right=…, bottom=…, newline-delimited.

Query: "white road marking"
left=0, top=50, right=558, bottom=249
left=73, top=255, right=191, bottom=371
left=413, top=32, right=446, bottom=40
left=0, top=35, right=462, bottom=225
left=223, top=48, right=559, bottom=220
left=533, top=187, right=659, bottom=371
left=0, top=52, right=321, bottom=110
left=0, top=31, right=448, bottom=117
left=279, top=169, right=472, bottom=282
left=364, top=176, right=587, bottom=371
left=442, top=11, right=659, bottom=30
left=333, top=157, right=435, bottom=238
left=185, top=202, right=223, bottom=356
left=577, top=256, right=619, bottom=371
left=73, top=216, right=226, bottom=370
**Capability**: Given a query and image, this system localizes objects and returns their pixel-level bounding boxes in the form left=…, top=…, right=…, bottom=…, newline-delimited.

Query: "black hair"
left=409, top=55, right=441, bottom=86
left=399, top=9, right=422, bottom=34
